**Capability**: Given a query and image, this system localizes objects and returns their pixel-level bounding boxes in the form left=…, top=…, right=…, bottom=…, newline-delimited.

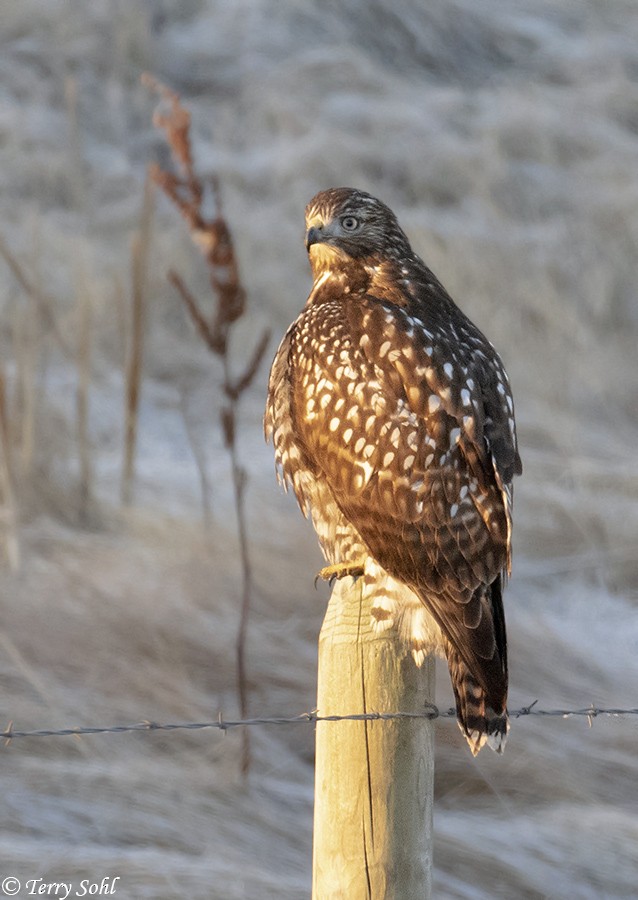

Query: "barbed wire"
left=2, top=702, right=637, bottom=741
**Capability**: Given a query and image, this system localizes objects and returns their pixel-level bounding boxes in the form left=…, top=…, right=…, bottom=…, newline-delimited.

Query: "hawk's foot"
left=315, top=559, right=366, bottom=589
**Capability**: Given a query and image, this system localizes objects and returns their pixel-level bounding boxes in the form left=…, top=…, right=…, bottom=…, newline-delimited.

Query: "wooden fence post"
left=312, top=576, right=435, bottom=899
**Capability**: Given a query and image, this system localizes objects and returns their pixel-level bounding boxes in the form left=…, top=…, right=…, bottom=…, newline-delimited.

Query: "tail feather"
left=363, top=558, right=510, bottom=756
left=447, top=645, right=509, bottom=755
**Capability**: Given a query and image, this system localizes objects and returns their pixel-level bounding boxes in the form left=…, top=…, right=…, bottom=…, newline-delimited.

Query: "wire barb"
left=514, top=699, right=539, bottom=717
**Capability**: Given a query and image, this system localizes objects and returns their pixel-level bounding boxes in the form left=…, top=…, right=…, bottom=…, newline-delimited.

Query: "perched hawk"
left=265, top=187, right=521, bottom=755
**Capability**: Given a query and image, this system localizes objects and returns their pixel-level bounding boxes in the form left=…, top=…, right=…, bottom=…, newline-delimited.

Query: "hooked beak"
left=305, top=225, right=324, bottom=251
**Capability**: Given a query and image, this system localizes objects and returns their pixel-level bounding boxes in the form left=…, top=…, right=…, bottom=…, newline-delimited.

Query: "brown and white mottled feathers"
left=265, top=187, right=522, bottom=755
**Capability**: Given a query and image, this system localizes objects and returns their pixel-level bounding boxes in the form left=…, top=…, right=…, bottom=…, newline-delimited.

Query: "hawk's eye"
left=340, top=215, right=360, bottom=232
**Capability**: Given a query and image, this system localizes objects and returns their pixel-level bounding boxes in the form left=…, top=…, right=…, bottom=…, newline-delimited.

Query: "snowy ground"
left=1, top=1, right=637, bottom=897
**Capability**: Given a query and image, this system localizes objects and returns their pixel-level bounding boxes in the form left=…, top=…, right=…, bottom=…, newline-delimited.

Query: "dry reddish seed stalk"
left=143, top=74, right=246, bottom=356
left=145, top=74, right=270, bottom=778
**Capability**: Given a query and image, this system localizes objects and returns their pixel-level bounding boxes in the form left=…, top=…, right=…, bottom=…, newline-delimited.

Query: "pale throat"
left=307, top=246, right=404, bottom=307
left=308, top=246, right=372, bottom=301
left=308, top=242, right=349, bottom=278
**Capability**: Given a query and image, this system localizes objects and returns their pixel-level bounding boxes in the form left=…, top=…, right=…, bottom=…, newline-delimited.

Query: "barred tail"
left=447, top=646, right=509, bottom=756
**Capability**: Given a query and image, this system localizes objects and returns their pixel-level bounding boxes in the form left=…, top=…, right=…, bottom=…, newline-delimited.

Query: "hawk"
left=265, top=187, right=521, bottom=755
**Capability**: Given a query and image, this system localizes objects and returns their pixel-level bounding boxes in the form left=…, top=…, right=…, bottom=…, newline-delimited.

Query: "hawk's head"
left=304, top=188, right=413, bottom=276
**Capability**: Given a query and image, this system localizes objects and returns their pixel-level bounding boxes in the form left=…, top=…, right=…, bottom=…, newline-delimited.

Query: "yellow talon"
left=315, top=560, right=366, bottom=589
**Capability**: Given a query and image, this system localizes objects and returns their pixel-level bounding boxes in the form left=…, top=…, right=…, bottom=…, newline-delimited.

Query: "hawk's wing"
left=290, top=292, right=518, bottom=700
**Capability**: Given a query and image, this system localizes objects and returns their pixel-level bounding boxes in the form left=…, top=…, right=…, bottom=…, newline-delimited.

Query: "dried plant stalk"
left=0, top=232, right=72, bottom=358
left=74, top=253, right=93, bottom=521
left=177, top=386, right=213, bottom=527
left=122, top=170, right=155, bottom=505
left=14, top=218, right=45, bottom=477
left=111, top=273, right=128, bottom=370
left=0, top=369, right=19, bottom=570
left=146, top=74, right=270, bottom=778
left=13, top=301, right=38, bottom=478
left=65, top=75, right=89, bottom=217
